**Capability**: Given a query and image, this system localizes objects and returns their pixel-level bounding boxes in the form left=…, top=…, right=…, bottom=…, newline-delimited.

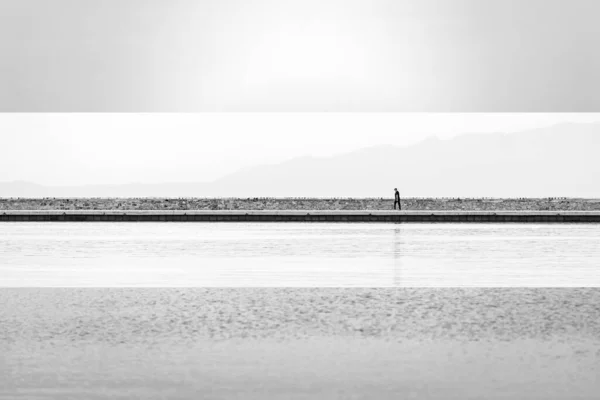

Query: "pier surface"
left=2, top=197, right=600, bottom=212
left=2, top=210, right=600, bottom=223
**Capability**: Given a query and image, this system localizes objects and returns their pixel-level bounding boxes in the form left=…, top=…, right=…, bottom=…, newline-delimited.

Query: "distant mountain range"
left=2, top=122, right=599, bottom=198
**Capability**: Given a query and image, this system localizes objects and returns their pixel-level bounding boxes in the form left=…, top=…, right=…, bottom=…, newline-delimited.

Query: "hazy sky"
left=1, top=0, right=599, bottom=111
left=2, top=113, right=599, bottom=186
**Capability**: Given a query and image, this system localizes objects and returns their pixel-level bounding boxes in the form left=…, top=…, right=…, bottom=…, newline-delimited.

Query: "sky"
left=2, top=113, right=600, bottom=186
left=1, top=0, right=599, bottom=112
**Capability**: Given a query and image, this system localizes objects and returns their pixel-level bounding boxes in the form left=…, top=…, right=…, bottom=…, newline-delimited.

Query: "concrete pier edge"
left=1, top=210, right=600, bottom=223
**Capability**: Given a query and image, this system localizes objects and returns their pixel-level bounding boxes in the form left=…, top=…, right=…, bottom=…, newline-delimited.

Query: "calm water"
left=2, top=222, right=599, bottom=287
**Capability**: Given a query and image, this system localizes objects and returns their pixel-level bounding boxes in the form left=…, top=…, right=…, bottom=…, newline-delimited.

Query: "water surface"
left=1, top=222, right=599, bottom=287
left=2, top=288, right=600, bottom=400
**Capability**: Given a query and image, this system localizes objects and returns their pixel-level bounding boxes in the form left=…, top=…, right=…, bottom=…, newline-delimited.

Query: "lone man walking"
left=394, top=188, right=401, bottom=210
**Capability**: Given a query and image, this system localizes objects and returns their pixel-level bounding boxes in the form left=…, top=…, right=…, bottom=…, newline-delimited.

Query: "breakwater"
left=2, top=198, right=600, bottom=211
left=2, top=210, right=600, bottom=223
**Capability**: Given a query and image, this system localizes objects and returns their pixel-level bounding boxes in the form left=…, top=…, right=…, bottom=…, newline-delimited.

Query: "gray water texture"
left=1, top=288, right=600, bottom=400
left=1, top=223, right=599, bottom=287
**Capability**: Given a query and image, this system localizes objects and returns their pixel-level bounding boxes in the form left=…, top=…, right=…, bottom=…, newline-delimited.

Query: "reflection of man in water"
left=394, top=188, right=401, bottom=210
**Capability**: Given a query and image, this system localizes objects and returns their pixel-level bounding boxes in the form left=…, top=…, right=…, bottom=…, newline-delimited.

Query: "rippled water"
left=2, top=288, right=600, bottom=400
left=1, top=222, right=599, bottom=287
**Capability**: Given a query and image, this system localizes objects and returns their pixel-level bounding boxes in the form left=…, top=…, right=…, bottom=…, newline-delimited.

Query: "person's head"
left=394, top=188, right=398, bottom=192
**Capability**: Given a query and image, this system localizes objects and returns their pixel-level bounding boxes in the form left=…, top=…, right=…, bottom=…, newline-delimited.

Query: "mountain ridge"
left=2, top=122, right=599, bottom=198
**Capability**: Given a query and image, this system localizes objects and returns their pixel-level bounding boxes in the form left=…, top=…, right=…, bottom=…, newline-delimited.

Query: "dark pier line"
left=2, top=210, right=600, bottom=223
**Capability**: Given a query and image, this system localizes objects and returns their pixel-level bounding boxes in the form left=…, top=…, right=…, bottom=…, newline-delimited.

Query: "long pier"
left=1, top=210, right=600, bottom=223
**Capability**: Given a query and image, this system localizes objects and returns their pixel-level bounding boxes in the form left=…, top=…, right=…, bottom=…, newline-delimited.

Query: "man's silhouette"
left=394, top=188, right=401, bottom=210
